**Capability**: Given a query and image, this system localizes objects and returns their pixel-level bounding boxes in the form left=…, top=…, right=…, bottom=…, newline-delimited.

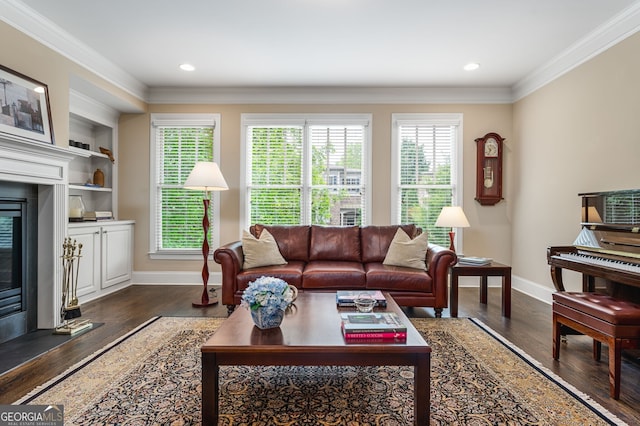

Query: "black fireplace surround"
left=0, top=181, right=38, bottom=345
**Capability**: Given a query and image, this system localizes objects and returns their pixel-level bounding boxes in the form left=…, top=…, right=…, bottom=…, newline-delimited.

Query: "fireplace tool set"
left=54, top=237, right=92, bottom=335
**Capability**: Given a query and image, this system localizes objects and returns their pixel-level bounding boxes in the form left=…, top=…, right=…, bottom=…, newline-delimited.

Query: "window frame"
left=240, top=113, right=372, bottom=231
left=391, top=113, right=464, bottom=248
left=148, top=113, right=222, bottom=260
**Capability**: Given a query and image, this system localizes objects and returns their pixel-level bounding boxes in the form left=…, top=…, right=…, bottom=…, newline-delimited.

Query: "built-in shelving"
left=68, top=184, right=113, bottom=192
left=69, top=94, right=118, bottom=219
left=66, top=89, right=134, bottom=300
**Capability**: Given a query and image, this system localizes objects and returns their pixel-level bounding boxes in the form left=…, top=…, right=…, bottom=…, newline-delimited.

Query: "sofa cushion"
left=383, top=228, right=428, bottom=270
left=365, top=263, right=432, bottom=292
left=302, top=260, right=366, bottom=289
left=252, top=224, right=310, bottom=262
left=361, top=225, right=418, bottom=263
left=309, top=225, right=361, bottom=262
left=236, top=261, right=305, bottom=291
left=241, top=229, right=287, bottom=269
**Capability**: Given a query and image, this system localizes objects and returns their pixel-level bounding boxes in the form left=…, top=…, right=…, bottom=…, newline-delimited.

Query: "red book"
left=343, top=331, right=407, bottom=342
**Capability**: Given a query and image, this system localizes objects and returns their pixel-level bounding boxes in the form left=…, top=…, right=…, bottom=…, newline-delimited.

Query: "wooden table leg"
left=202, top=352, right=218, bottom=425
left=414, top=353, right=430, bottom=425
left=502, top=272, right=511, bottom=318
left=450, top=271, right=459, bottom=318
left=480, top=276, right=488, bottom=304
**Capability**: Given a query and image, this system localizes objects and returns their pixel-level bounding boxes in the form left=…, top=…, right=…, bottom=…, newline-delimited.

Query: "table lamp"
left=184, top=161, right=228, bottom=307
left=435, top=206, right=470, bottom=253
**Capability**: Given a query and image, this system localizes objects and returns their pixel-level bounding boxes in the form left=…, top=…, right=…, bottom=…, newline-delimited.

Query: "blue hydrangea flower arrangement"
left=241, top=276, right=295, bottom=328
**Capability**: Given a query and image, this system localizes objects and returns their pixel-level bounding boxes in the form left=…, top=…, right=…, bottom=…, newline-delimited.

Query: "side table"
left=449, top=261, right=512, bottom=318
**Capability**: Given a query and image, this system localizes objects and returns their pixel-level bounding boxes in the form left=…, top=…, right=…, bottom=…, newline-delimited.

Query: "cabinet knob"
left=94, top=231, right=100, bottom=235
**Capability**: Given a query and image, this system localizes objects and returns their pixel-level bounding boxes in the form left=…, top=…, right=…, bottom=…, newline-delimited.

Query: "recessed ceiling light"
left=180, top=63, right=195, bottom=71
left=464, top=63, right=480, bottom=71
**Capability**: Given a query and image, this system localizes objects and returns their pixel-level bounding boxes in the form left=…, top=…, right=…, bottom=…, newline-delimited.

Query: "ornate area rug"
left=16, top=316, right=626, bottom=425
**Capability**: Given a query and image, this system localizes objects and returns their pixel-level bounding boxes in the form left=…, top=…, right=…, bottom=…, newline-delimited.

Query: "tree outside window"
left=244, top=115, right=370, bottom=228
left=394, top=114, right=461, bottom=248
left=150, top=113, right=221, bottom=257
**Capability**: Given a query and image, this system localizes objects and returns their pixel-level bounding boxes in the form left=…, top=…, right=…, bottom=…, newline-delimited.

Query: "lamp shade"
left=184, top=162, right=228, bottom=191
left=435, top=206, right=470, bottom=228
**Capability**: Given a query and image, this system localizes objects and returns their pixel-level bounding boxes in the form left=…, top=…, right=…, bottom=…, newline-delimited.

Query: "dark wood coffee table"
left=201, top=292, right=430, bottom=425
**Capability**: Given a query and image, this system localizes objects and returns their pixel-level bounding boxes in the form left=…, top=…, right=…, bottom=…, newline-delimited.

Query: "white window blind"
left=247, top=126, right=304, bottom=225
left=309, top=125, right=366, bottom=225
left=150, top=114, right=220, bottom=256
left=604, top=192, right=640, bottom=224
left=243, top=114, right=370, bottom=228
left=392, top=114, right=462, bottom=247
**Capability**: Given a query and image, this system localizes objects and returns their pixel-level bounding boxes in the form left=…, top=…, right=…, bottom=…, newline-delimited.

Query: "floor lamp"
left=184, top=162, right=228, bottom=307
left=435, top=206, right=470, bottom=253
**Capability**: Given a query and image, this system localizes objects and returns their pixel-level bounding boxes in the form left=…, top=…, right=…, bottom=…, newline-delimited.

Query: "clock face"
left=484, top=138, right=499, bottom=157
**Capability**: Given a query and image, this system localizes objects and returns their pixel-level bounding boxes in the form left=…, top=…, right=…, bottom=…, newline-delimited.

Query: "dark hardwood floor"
left=1, top=285, right=638, bottom=424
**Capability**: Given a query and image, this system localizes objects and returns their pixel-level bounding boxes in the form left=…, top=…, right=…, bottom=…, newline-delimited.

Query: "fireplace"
left=0, top=182, right=38, bottom=344
left=0, top=136, right=74, bottom=341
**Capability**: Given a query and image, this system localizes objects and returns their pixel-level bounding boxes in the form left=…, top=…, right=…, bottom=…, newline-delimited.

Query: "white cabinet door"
left=68, top=226, right=101, bottom=297
left=101, top=223, right=133, bottom=289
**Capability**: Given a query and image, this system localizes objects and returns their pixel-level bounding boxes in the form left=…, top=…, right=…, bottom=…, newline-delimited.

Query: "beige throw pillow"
left=242, top=229, right=287, bottom=269
left=383, top=228, right=428, bottom=270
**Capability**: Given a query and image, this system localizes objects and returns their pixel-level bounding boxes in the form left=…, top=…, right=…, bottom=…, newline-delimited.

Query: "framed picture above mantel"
left=0, top=65, right=54, bottom=145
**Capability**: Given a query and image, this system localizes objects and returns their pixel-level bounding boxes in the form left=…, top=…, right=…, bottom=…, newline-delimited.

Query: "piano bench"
left=552, top=291, right=640, bottom=399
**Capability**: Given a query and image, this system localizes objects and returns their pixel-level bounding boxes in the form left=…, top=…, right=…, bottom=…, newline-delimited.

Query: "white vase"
left=251, top=308, right=285, bottom=330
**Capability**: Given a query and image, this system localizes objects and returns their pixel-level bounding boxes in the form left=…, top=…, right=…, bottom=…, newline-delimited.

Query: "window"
left=241, top=114, right=371, bottom=228
left=601, top=191, right=640, bottom=224
left=149, top=113, right=221, bottom=258
left=391, top=114, right=463, bottom=248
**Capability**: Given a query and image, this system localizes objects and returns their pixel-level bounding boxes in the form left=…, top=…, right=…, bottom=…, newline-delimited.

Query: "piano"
left=548, top=189, right=640, bottom=303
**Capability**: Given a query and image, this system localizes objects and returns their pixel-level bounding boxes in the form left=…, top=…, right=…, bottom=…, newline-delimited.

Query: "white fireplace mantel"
left=0, top=135, right=75, bottom=328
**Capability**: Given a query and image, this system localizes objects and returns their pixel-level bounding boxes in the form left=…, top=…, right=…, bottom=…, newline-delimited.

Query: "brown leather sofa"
left=214, top=224, right=457, bottom=316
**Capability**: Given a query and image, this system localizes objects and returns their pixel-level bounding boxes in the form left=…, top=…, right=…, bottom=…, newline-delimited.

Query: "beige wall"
left=0, top=22, right=144, bottom=147
left=119, top=104, right=513, bottom=273
left=512, top=31, right=640, bottom=292
left=14, top=17, right=639, bottom=294
left=0, top=19, right=513, bottom=281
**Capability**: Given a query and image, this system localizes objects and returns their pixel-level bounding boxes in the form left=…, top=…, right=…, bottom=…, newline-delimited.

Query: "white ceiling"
left=6, top=0, right=640, bottom=104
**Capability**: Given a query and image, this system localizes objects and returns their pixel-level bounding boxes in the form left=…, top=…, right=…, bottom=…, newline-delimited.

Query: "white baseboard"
left=455, top=274, right=553, bottom=305
left=79, top=280, right=132, bottom=304
left=132, top=271, right=222, bottom=286
left=130, top=271, right=555, bottom=305
left=511, top=274, right=554, bottom=305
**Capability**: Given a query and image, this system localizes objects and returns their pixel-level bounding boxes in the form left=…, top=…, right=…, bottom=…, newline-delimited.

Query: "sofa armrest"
left=426, top=243, right=458, bottom=307
left=213, top=241, right=244, bottom=305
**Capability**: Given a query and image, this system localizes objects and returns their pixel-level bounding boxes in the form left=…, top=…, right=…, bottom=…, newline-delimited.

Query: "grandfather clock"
left=475, top=132, right=504, bottom=206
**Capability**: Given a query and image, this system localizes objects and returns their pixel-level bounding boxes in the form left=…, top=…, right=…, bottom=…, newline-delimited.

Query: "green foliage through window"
left=246, top=118, right=368, bottom=227
left=397, top=123, right=456, bottom=247
left=155, top=125, right=215, bottom=250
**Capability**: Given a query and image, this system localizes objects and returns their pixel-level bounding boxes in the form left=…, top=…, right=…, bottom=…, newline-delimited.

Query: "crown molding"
left=69, top=90, right=120, bottom=127
left=1, top=0, right=148, bottom=103
left=4, top=0, right=640, bottom=106
left=147, top=86, right=513, bottom=105
left=512, top=2, right=640, bottom=101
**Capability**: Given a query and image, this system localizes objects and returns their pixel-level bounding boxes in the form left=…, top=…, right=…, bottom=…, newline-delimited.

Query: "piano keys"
left=547, top=189, right=640, bottom=303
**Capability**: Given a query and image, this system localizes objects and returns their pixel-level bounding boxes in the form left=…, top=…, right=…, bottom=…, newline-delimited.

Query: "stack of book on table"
left=336, top=290, right=387, bottom=307
left=340, top=312, right=407, bottom=343
left=457, top=256, right=492, bottom=266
